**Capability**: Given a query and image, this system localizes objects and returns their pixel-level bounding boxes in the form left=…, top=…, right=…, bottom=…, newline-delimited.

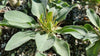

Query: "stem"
left=93, top=28, right=100, bottom=38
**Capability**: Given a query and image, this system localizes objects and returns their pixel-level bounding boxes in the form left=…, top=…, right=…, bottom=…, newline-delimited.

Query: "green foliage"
left=87, top=9, right=100, bottom=29
left=55, top=4, right=77, bottom=22
left=35, top=33, right=55, bottom=52
left=4, top=11, right=33, bottom=23
left=56, top=25, right=88, bottom=39
left=0, top=0, right=8, bottom=5
left=0, top=5, right=5, bottom=10
left=2, top=0, right=99, bottom=56
left=39, top=12, right=58, bottom=33
left=48, top=4, right=76, bottom=23
left=48, top=0, right=69, bottom=9
left=86, top=9, right=100, bottom=56
left=84, top=24, right=94, bottom=31
left=31, top=0, right=46, bottom=19
left=86, top=40, right=100, bottom=56
left=5, top=31, right=35, bottom=51
left=56, top=24, right=100, bottom=56
left=1, top=11, right=36, bottom=28
left=0, top=0, right=76, bottom=56
left=53, top=37, right=70, bottom=56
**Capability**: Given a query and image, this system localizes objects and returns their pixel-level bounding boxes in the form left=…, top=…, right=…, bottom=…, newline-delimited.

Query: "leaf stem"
left=93, top=28, right=100, bottom=38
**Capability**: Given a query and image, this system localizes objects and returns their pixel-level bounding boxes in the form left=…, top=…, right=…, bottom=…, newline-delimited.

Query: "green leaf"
left=84, top=33, right=99, bottom=52
left=35, top=33, right=55, bottom=52
left=8, top=21, right=35, bottom=28
left=40, top=0, right=48, bottom=10
left=5, top=31, right=35, bottom=51
left=84, top=24, right=94, bottom=31
left=57, top=28, right=78, bottom=33
left=0, top=20, right=35, bottom=28
left=0, top=19, right=9, bottom=26
left=83, top=33, right=99, bottom=44
left=57, top=25, right=99, bottom=43
left=0, top=5, right=5, bottom=10
left=1, top=0, right=8, bottom=5
left=86, top=9, right=100, bottom=28
left=40, top=0, right=48, bottom=17
left=48, top=7, right=58, bottom=17
left=4, top=11, right=36, bottom=28
left=55, top=4, right=76, bottom=22
left=31, top=0, right=45, bottom=19
left=53, top=37, right=70, bottom=56
left=46, top=12, right=53, bottom=22
left=84, top=24, right=100, bottom=43
left=56, top=25, right=88, bottom=39
left=4, top=11, right=34, bottom=23
left=86, top=40, right=100, bottom=56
